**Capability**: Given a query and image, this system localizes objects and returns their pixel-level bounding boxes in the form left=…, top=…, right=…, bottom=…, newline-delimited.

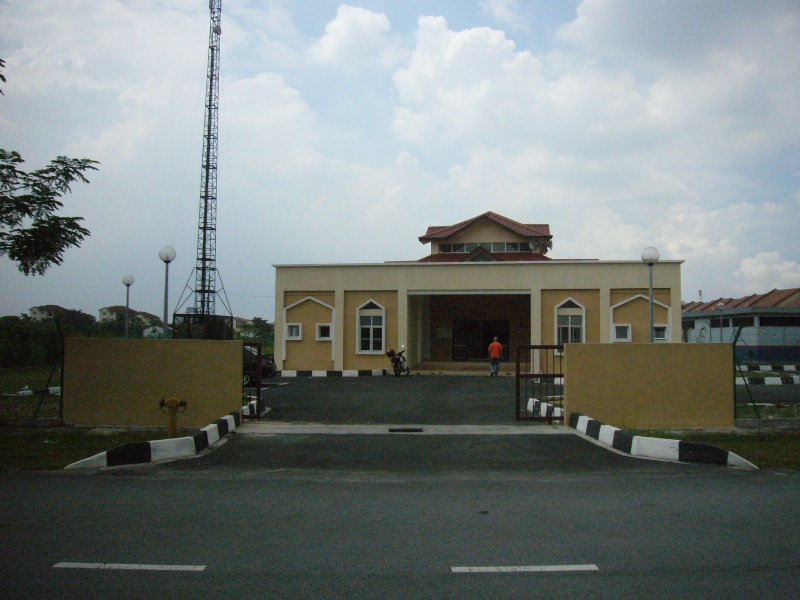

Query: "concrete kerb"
left=568, top=413, right=758, bottom=470
left=280, top=369, right=387, bottom=377
left=64, top=412, right=242, bottom=470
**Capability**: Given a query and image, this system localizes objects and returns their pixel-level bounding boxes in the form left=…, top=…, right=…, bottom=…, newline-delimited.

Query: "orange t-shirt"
left=489, top=341, right=503, bottom=359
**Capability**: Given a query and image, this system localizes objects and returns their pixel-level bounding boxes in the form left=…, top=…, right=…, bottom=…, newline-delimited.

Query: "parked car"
left=243, top=346, right=277, bottom=386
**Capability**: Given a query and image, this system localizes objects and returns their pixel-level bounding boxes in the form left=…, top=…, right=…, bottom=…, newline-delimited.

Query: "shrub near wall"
left=565, top=344, right=733, bottom=430
left=63, top=338, right=242, bottom=428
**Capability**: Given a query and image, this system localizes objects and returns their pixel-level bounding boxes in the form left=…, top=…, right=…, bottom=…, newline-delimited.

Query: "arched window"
left=357, top=300, right=385, bottom=353
left=555, top=298, right=585, bottom=347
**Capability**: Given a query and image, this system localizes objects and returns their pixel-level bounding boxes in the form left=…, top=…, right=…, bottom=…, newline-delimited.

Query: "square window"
left=614, top=325, right=631, bottom=342
left=317, top=324, right=332, bottom=341
left=654, top=326, right=668, bottom=341
left=286, top=323, right=302, bottom=340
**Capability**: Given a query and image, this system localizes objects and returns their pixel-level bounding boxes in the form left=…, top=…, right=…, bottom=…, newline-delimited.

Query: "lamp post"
left=641, top=247, right=660, bottom=343
left=158, top=246, right=177, bottom=338
left=122, top=274, right=134, bottom=339
left=716, top=301, right=726, bottom=343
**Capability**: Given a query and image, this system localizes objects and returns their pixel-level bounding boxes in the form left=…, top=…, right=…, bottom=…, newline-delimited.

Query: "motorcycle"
left=386, top=345, right=410, bottom=376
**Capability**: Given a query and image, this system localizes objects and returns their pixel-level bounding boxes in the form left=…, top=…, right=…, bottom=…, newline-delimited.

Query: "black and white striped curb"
left=738, top=364, right=799, bottom=385
left=280, top=369, right=387, bottom=377
left=568, top=413, right=758, bottom=470
left=737, top=376, right=799, bottom=385
left=527, top=398, right=564, bottom=419
left=241, top=398, right=258, bottom=418
left=744, top=364, right=799, bottom=372
left=65, top=413, right=241, bottom=469
left=3, top=386, right=61, bottom=396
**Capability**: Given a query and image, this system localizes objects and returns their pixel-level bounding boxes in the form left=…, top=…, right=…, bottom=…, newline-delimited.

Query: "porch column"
left=599, top=284, right=611, bottom=343
left=530, top=287, right=542, bottom=345
left=334, top=288, right=345, bottom=371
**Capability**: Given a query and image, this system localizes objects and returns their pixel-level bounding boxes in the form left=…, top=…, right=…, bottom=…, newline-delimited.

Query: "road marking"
left=451, top=564, right=598, bottom=573
left=54, top=562, right=206, bottom=572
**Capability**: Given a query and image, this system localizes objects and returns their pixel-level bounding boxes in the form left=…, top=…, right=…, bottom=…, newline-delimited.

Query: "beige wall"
left=63, top=338, right=242, bottom=428
left=284, top=295, right=335, bottom=370
left=343, top=291, right=398, bottom=370
left=564, top=343, right=733, bottom=429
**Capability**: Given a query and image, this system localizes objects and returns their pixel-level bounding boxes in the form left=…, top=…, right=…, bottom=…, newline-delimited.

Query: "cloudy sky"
left=1, top=0, right=798, bottom=321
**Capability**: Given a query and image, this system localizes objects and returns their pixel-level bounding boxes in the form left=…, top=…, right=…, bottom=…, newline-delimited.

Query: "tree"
left=0, top=58, right=98, bottom=275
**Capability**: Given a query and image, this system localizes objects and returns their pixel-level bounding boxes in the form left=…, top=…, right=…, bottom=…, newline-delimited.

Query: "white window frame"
left=609, top=294, right=672, bottom=343
left=356, top=299, right=386, bottom=354
left=613, top=324, right=632, bottom=343
left=286, top=323, right=302, bottom=340
left=653, top=325, right=668, bottom=342
left=316, top=323, right=332, bottom=341
left=554, top=297, right=585, bottom=354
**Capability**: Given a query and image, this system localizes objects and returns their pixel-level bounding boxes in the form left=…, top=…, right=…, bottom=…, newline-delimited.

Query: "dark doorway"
left=453, top=319, right=509, bottom=361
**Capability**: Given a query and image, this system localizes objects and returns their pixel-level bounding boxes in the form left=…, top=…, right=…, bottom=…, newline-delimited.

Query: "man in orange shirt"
left=488, top=336, right=503, bottom=377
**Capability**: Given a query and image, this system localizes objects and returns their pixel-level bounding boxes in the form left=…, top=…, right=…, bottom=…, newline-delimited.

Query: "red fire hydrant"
left=159, top=396, right=187, bottom=438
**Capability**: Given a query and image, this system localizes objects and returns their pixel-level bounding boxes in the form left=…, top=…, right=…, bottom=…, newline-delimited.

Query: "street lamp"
left=158, top=246, right=177, bottom=338
left=122, top=274, right=134, bottom=339
left=641, top=246, right=660, bottom=343
left=716, top=301, right=726, bottom=343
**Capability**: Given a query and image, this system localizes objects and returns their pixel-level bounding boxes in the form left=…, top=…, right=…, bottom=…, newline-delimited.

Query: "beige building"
left=274, top=212, right=682, bottom=373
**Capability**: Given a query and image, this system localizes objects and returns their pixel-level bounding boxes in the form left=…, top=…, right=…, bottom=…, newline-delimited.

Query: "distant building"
left=682, top=288, right=800, bottom=362
left=98, top=306, right=161, bottom=327
left=30, top=305, right=95, bottom=324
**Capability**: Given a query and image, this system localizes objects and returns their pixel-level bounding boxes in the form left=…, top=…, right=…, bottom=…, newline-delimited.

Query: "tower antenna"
left=173, top=0, right=233, bottom=339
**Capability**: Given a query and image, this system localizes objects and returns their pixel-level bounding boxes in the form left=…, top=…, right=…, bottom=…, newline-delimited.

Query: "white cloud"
left=481, top=0, right=524, bottom=27
left=306, top=4, right=406, bottom=70
left=737, top=253, right=800, bottom=292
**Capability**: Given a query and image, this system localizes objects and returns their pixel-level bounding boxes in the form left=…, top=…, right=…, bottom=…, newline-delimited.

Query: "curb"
left=64, top=412, right=241, bottom=470
left=568, top=413, right=758, bottom=470
left=736, top=376, right=799, bottom=385
left=526, top=398, right=564, bottom=419
left=280, top=369, right=387, bottom=377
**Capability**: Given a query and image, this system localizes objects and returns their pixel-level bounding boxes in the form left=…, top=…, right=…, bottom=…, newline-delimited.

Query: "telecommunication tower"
left=196, top=0, right=222, bottom=317
left=173, top=0, right=232, bottom=339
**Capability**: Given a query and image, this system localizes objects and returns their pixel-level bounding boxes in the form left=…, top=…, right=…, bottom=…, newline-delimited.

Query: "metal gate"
left=515, top=345, right=564, bottom=422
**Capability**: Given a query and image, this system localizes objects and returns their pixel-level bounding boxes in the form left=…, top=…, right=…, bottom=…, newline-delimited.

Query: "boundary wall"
left=63, top=338, right=242, bottom=428
left=565, top=343, right=733, bottom=429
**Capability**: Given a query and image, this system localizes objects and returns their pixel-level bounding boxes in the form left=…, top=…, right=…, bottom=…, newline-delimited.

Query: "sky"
left=1, top=0, right=798, bottom=321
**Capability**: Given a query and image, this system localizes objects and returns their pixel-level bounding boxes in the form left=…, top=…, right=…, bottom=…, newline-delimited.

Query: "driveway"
left=260, top=374, right=525, bottom=425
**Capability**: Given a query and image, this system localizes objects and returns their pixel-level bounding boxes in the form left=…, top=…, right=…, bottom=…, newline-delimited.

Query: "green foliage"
left=237, top=317, right=275, bottom=351
left=0, top=150, right=97, bottom=275
left=0, top=61, right=97, bottom=275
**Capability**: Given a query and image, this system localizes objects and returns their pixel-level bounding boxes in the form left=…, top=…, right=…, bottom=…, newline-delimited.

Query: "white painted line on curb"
left=451, top=564, right=599, bottom=573
left=54, top=562, right=206, bottom=572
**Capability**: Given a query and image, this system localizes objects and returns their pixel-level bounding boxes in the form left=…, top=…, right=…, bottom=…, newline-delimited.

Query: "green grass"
left=0, top=426, right=195, bottom=470
left=0, top=366, right=61, bottom=394
left=630, top=430, right=800, bottom=471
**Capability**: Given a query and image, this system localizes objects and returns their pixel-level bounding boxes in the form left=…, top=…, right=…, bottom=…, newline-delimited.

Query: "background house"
left=683, top=288, right=800, bottom=362
left=275, top=212, right=683, bottom=372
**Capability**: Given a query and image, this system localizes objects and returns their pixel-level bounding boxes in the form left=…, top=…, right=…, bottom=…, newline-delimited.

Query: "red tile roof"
left=419, top=211, right=551, bottom=243
left=683, top=288, right=800, bottom=312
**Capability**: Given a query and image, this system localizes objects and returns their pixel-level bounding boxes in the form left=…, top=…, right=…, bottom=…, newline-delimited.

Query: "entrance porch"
left=408, top=293, right=531, bottom=366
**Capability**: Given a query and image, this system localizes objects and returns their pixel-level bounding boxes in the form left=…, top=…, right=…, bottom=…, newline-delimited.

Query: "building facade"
left=683, top=288, right=800, bottom=362
left=274, top=213, right=683, bottom=372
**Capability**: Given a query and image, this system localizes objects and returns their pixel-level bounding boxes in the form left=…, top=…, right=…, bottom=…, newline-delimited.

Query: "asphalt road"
left=2, top=456, right=799, bottom=599
left=1, top=375, right=798, bottom=598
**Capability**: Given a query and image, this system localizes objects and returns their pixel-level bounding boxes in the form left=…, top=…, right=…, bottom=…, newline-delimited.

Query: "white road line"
left=53, top=562, right=206, bottom=572
left=451, top=564, right=599, bottom=573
